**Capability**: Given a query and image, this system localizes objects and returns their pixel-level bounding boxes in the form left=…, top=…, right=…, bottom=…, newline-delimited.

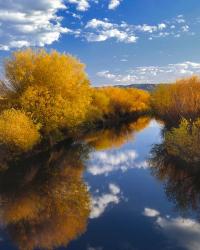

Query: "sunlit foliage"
left=0, top=49, right=151, bottom=150
left=151, top=76, right=200, bottom=122
left=3, top=49, right=92, bottom=133
left=5, top=49, right=90, bottom=95
left=88, top=88, right=110, bottom=123
left=19, top=85, right=91, bottom=133
left=101, top=87, right=150, bottom=116
left=87, top=87, right=150, bottom=127
left=164, top=118, right=200, bottom=163
left=0, top=109, right=40, bottom=151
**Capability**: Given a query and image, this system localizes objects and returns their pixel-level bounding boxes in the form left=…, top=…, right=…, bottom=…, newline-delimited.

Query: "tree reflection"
left=84, top=116, right=151, bottom=151
left=0, top=141, right=91, bottom=250
left=150, top=137, right=200, bottom=215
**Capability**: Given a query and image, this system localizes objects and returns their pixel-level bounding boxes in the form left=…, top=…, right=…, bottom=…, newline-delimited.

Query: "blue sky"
left=1, top=0, right=200, bottom=86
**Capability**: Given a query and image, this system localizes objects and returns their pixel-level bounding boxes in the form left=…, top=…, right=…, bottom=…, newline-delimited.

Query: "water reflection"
left=0, top=116, right=200, bottom=250
left=0, top=142, right=91, bottom=250
left=84, top=116, right=151, bottom=151
left=0, top=116, right=151, bottom=250
left=143, top=207, right=200, bottom=250
left=86, top=117, right=151, bottom=176
left=150, top=131, right=200, bottom=215
left=90, top=183, right=121, bottom=219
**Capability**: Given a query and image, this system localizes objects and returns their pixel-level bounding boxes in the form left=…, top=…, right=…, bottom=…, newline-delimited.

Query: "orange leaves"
left=98, top=87, right=150, bottom=116
left=83, top=87, right=150, bottom=126
left=5, top=49, right=89, bottom=95
left=151, top=76, right=200, bottom=122
left=0, top=49, right=151, bottom=150
left=165, top=118, right=200, bottom=163
left=4, top=49, right=92, bottom=134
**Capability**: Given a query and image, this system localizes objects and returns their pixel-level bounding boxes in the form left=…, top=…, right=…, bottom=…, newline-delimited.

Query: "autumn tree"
left=3, top=49, right=92, bottom=133
left=164, top=118, right=200, bottom=163
left=151, top=76, right=200, bottom=123
left=0, top=109, right=40, bottom=151
left=101, top=87, right=150, bottom=116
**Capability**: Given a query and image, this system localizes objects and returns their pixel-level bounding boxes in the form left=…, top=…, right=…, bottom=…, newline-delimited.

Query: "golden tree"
left=4, top=49, right=92, bottom=133
left=0, top=109, right=40, bottom=151
left=165, top=118, right=200, bottom=163
left=151, top=76, right=200, bottom=122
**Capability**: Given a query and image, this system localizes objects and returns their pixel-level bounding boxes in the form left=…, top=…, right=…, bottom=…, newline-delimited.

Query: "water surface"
left=0, top=118, right=199, bottom=250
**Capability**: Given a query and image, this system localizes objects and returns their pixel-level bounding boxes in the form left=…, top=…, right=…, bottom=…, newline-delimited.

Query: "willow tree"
left=4, top=49, right=92, bottom=133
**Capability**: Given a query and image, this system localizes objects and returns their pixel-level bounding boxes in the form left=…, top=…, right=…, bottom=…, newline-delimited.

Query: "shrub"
left=88, top=89, right=110, bottom=123
left=3, top=49, right=92, bottom=133
left=19, top=85, right=91, bottom=133
left=0, top=109, right=40, bottom=151
left=165, top=118, right=200, bottom=163
left=5, top=49, right=90, bottom=95
left=151, top=76, right=200, bottom=122
left=101, top=87, right=150, bottom=116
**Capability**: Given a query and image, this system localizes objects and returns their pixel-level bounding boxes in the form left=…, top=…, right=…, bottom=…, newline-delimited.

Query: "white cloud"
left=82, top=15, right=192, bottom=44
left=97, top=61, right=200, bottom=84
left=109, top=183, right=120, bottom=194
left=0, top=0, right=70, bottom=50
left=85, top=19, right=138, bottom=43
left=0, top=5, right=194, bottom=49
left=90, top=183, right=121, bottom=219
left=108, top=0, right=122, bottom=10
left=175, top=14, right=186, bottom=24
left=143, top=208, right=160, bottom=217
left=87, top=149, right=149, bottom=176
left=67, top=0, right=90, bottom=11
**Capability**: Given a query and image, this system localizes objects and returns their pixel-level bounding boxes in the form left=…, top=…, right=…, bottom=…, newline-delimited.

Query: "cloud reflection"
left=87, top=149, right=148, bottom=176
left=143, top=207, right=200, bottom=250
left=90, top=183, right=121, bottom=219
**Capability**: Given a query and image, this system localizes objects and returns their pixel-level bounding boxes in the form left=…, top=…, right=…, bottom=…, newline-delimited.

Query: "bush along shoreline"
left=0, top=49, right=150, bottom=152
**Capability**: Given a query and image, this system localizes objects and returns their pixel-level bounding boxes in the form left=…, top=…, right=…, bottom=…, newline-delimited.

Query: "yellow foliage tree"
left=4, top=49, right=92, bottom=133
left=101, top=87, right=150, bottom=116
left=88, top=88, right=110, bottom=123
left=0, top=109, right=40, bottom=151
left=165, top=118, right=200, bottom=163
left=151, top=76, right=200, bottom=122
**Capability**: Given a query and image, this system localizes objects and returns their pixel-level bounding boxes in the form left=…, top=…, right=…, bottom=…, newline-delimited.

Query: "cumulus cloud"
left=108, top=0, right=122, bottom=10
left=0, top=3, right=194, bottom=50
left=0, top=0, right=70, bottom=50
left=82, top=15, right=191, bottom=44
left=97, top=61, right=200, bottom=84
left=87, top=149, right=149, bottom=176
left=85, top=19, right=138, bottom=43
left=90, top=183, right=121, bottom=219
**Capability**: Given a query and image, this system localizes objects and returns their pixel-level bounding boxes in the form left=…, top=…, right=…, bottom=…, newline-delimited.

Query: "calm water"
left=0, top=117, right=199, bottom=250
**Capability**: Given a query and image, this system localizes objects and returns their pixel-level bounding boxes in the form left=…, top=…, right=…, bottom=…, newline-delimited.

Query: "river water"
left=0, top=117, right=199, bottom=250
